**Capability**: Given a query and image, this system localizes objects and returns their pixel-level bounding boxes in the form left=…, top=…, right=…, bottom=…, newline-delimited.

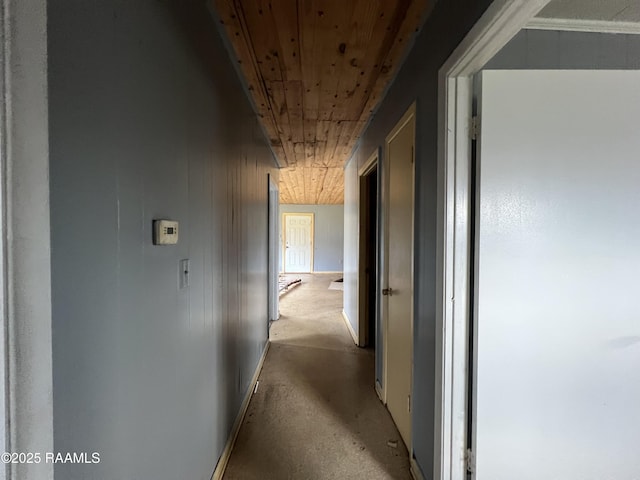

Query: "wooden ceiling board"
left=213, top=0, right=429, bottom=204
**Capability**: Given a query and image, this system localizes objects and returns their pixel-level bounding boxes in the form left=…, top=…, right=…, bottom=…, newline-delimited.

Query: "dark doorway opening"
left=360, top=165, right=378, bottom=349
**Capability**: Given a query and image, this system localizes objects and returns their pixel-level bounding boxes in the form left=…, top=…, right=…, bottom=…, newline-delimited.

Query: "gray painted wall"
left=343, top=0, right=495, bottom=475
left=487, top=29, right=640, bottom=69
left=48, top=1, right=277, bottom=479
left=279, top=205, right=344, bottom=272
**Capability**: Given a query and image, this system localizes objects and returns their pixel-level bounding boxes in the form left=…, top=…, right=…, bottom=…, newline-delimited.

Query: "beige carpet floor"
left=223, top=273, right=411, bottom=480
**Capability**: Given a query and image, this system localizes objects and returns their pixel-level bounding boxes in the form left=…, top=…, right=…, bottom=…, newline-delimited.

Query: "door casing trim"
left=357, top=151, right=378, bottom=347
left=434, top=1, right=552, bottom=479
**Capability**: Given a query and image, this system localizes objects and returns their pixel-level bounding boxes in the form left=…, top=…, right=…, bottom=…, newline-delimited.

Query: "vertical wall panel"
left=48, top=1, right=277, bottom=478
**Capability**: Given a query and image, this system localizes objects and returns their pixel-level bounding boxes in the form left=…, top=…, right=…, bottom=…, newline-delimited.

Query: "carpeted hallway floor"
left=223, top=274, right=412, bottom=480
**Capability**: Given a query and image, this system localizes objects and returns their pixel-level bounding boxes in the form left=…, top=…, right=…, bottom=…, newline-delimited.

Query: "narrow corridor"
left=223, top=274, right=411, bottom=479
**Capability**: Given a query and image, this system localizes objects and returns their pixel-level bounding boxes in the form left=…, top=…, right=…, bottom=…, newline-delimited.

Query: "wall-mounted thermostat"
left=153, top=219, right=179, bottom=245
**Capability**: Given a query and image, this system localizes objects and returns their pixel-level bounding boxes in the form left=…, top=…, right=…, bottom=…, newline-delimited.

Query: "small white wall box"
left=153, top=219, right=179, bottom=245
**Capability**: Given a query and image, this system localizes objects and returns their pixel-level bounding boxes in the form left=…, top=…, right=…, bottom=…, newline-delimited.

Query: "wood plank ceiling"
left=213, top=0, right=429, bottom=204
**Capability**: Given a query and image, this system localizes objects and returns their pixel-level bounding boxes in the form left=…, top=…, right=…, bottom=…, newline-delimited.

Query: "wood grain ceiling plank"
left=303, top=117, right=317, bottom=144
left=332, top=176, right=344, bottom=204
left=330, top=0, right=380, bottom=121
left=358, top=0, right=428, bottom=121
left=240, top=0, right=303, bottom=170
left=272, top=1, right=302, bottom=82
left=293, top=143, right=306, bottom=166
left=213, top=0, right=287, bottom=163
left=278, top=168, right=295, bottom=203
left=240, top=0, right=285, bottom=83
left=337, top=1, right=396, bottom=120
left=282, top=138, right=298, bottom=168
left=316, top=167, right=334, bottom=203
left=314, top=0, right=355, bottom=123
left=312, top=167, right=329, bottom=204
left=286, top=169, right=299, bottom=204
left=305, top=143, right=315, bottom=169
left=313, top=141, right=327, bottom=167
left=316, top=120, right=330, bottom=142
left=268, top=80, right=291, bottom=139
left=298, top=0, right=321, bottom=121
left=302, top=166, right=311, bottom=203
left=319, top=168, right=343, bottom=204
left=324, top=120, right=348, bottom=166
left=214, top=0, right=430, bottom=203
left=271, top=144, right=287, bottom=166
left=283, top=167, right=300, bottom=203
left=285, top=81, right=304, bottom=143
left=311, top=167, right=321, bottom=203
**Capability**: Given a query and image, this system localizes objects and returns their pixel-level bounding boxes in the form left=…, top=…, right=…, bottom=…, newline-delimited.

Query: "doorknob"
left=382, top=288, right=394, bottom=296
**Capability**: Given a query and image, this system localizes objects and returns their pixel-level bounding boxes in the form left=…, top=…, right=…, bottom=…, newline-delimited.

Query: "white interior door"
left=473, top=70, right=640, bottom=479
left=283, top=213, right=313, bottom=273
left=385, top=108, right=415, bottom=448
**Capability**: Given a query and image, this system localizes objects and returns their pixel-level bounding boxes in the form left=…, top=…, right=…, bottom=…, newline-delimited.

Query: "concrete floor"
left=223, top=273, right=411, bottom=480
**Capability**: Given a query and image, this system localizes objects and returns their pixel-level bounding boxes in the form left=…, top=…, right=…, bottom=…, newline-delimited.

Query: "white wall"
left=343, top=161, right=359, bottom=334
left=474, top=69, right=640, bottom=479
left=3, top=1, right=54, bottom=479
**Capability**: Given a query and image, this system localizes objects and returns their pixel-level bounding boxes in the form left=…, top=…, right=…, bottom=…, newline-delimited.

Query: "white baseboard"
left=341, top=310, right=359, bottom=345
left=211, top=341, right=271, bottom=480
left=375, top=380, right=385, bottom=404
left=410, top=457, right=426, bottom=480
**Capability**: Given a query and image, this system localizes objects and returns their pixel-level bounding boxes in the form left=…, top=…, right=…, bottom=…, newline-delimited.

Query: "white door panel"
left=284, top=214, right=313, bottom=273
left=474, top=70, right=640, bottom=480
left=385, top=111, right=415, bottom=448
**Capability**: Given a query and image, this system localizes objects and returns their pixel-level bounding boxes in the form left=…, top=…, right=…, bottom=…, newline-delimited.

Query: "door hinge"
left=407, top=395, right=411, bottom=413
left=465, top=448, right=476, bottom=474
left=470, top=116, right=480, bottom=141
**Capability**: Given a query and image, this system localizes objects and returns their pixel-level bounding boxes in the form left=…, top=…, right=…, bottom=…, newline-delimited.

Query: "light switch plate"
left=179, top=259, right=190, bottom=289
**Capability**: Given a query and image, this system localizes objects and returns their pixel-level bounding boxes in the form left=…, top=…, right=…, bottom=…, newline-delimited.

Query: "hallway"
left=223, top=274, right=411, bottom=479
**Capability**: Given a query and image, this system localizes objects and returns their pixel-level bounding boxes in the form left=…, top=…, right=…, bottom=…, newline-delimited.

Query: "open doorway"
left=438, top=2, right=640, bottom=478
left=358, top=154, right=378, bottom=349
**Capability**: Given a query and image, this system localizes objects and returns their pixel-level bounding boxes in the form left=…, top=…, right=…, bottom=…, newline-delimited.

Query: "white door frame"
left=282, top=212, right=314, bottom=273
left=267, top=175, right=279, bottom=323
left=357, top=151, right=378, bottom=348
left=433, top=1, right=552, bottom=479
left=1, top=0, right=55, bottom=479
left=381, top=103, right=415, bottom=443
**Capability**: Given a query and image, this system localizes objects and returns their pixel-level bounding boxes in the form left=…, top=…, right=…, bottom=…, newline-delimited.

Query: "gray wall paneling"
left=48, top=1, right=277, bottom=478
